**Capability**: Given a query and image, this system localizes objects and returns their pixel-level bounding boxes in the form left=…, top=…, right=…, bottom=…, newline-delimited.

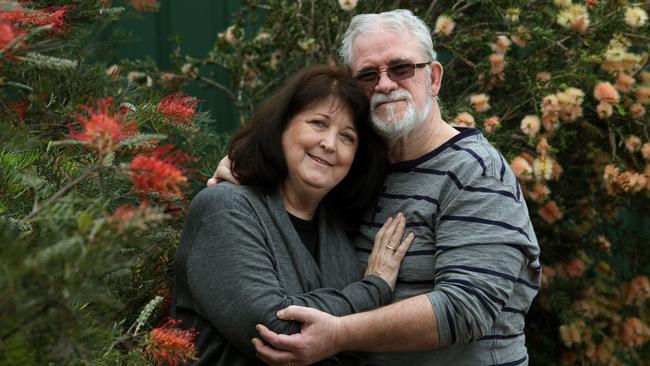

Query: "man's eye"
left=356, top=71, right=378, bottom=82
left=390, top=64, right=413, bottom=76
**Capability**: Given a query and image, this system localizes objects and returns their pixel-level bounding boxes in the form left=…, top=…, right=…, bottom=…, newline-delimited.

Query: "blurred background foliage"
left=1, top=0, right=649, bottom=365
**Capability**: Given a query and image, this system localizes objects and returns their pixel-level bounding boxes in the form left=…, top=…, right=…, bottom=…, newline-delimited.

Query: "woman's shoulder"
left=190, top=182, right=265, bottom=213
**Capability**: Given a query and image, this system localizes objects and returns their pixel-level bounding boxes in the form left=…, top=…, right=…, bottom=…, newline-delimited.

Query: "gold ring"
left=386, top=244, right=396, bottom=250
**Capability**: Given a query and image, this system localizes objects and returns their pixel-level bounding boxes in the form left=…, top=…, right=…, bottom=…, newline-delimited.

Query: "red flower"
left=1, top=5, right=70, bottom=35
left=0, top=20, right=26, bottom=54
left=4, top=99, right=29, bottom=120
left=133, top=0, right=160, bottom=13
left=69, top=97, right=137, bottom=155
left=128, top=145, right=193, bottom=198
left=144, top=319, right=198, bottom=366
left=157, top=93, right=201, bottom=125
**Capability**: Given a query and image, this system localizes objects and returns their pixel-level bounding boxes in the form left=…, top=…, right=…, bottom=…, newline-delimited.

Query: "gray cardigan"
left=171, top=183, right=392, bottom=365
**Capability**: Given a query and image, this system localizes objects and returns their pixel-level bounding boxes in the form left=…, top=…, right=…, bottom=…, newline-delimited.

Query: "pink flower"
left=491, top=36, right=511, bottom=54
left=563, top=257, right=585, bottom=277
left=538, top=200, right=563, bottom=224
left=594, top=82, right=620, bottom=103
left=511, top=155, right=533, bottom=180
left=489, top=53, right=506, bottom=75
left=624, top=276, right=650, bottom=305
left=642, top=143, right=650, bottom=160
left=133, top=0, right=160, bottom=13
left=520, top=115, right=541, bottom=138
left=615, top=72, right=635, bottom=93
left=483, top=116, right=501, bottom=133
left=621, top=318, right=650, bottom=348
left=625, top=135, right=642, bottom=154
left=630, top=103, right=646, bottom=119
left=556, top=5, right=590, bottom=33
left=453, top=111, right=476, bottom=127
left=528, top=182, right=550, bottom=204
left=636, top=86, right=650, bottom=105
left=536, top=72, right=551, bottom=82
left=536, top=137, right=551, bottom=155
left=596, top=101, right=613, bottom=119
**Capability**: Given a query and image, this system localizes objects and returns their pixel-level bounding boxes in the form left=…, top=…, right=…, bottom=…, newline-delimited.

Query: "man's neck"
left=386, top=116, right=459, bottom=163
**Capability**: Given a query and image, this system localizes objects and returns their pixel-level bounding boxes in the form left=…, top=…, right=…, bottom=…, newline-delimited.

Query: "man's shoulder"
left=439, top=131, right=510, bottom=181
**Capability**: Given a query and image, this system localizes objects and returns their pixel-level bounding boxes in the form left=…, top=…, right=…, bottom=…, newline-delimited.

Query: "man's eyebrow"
left=356, top=58, right=415, bottom=73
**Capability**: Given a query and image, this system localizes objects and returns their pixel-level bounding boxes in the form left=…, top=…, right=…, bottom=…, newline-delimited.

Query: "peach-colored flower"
left=602, top=44, right=644, bottom=75
left=491, top=36, right=512, bottom=54
left=615, top=72, right=635, bottom=93
left=469, top=93, right=491, bottom=112
left=540, top=265, right=556, bottom=287
left=511, top=27, right=531, bottom=48
left=630, top=103, right=646, bottom=119
left=560, top=321, right=585, bottom=347
left=536, top=136, right=551, bottom=155
left=219, top=25, right=239, bottom=45
left=556, top=87, right=585, bottom=122
left=629, top=172, right=647, bottom=193
left=636, top=86, right=650, bottom=105
left=557, top=5, right=590, bottom=33
left=338, top=0, right=358, bottom=11
left=434, top=15, right=455, bottom=36
left=551, top=160, right=563, bottom=180
left=453, top=111, right=476, bottom=127
left=489, top=53, right=505, bottom=75
left=564, top=258, right=585, bottom=277
left=585, top=0, right=598, bottom=8
left=538, top=200, right=563, bottom=224
left=133, top=0, right=159, bottom=13
left=603, top=164, right=620, bottom=184
left=595, top=235, right=611, bottom=252
left=641, top=143, right=650, bottom=160
left=511, top=156, right=533, bottom=180
left=528, top=182, right=551, bottom=203
left=623, top=276, right=650, bottom=304
left=625, top=135, right=642, bottom=153
left=621, top=317, right=650, bottom=348
left=536, top=72, right=551, bottom=82
left=483, top=116, right=501, bottom=133
left=624, top=7, right=648, bottom=28
left=641, top=70, right=650, bottom=85
left=594, top=82, right=620, bottom=103
left=520, top=115, right=541, bottom=138
left=596, top=101, right=613, bottom=119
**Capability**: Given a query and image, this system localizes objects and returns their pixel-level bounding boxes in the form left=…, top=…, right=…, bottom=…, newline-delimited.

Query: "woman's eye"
left=308, top=120, right=326, bottom=128
left=340, top=133, right=356, bottom=144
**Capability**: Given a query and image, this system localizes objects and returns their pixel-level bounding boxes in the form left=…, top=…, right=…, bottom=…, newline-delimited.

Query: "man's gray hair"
left=338, top=9, right=437, bottom=66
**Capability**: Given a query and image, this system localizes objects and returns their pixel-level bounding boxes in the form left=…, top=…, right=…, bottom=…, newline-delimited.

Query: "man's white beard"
left=370, top=89, right=432, bottom=139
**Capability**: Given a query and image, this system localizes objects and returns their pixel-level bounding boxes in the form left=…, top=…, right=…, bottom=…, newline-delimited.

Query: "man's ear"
left=429, top=62, right=443, bottom=97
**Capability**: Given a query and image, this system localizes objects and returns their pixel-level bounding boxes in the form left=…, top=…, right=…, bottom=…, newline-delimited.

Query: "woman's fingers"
left=394, top=232, right=415, bottom=258
left=386, top=213, right=406, bottom=251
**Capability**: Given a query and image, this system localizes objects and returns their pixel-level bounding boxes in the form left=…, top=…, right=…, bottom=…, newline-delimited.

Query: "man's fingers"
left=252, top=337, right=296, bottom=365
left=276, top=305, right=316, bottom=322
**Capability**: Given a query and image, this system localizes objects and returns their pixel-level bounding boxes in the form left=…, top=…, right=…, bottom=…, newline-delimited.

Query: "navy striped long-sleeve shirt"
left=355, top=128, right=541, bottom=366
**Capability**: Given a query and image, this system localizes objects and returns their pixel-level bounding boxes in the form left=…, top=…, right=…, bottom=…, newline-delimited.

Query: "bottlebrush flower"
left=533, top=155, right=554, bottom=180
left=4, top=5, right=70, bottom=35
left=536, top=137, right=551, bottom=155
left=491, top=36, right=511, bottom=55
left=520, top=115, right=541, bottom=138
left=469, top=93, right=490, bottom=112
left=623, top=276, right=650, bottom=305
left=528, top=182, right=550, bottom=204
left=636, top=86, right=650, bottom=105
left=483, top=116, right=500, bottom=133
left=593, top=82, right=620, bottom=103
left=624, top=7, right=648, bottom=28
left=110, top=203, right=168, bottom=233
left=338, top=0, right=358, bottom=11
left=596, top=101, right=613, bottom=119
left=511, top=155, right=533, bottom=180
left=157, top=93, right=201, bottom=125
left=69, top=98, right=137, bottom=155
left=133, top=0, right=160, bottom=13
left=615, top=72, right=635, bottom=93
left=0, top=19, right=25, bottom=55
left=434, top=15, right=455, bottom=36
left=625, top=135, right=642, bottom=154
left=489, top=53, right=505, bottom=75
left=563, top=257, right=584, bottom=277
left=556, top=5, right=590, bottom=33
left=621, top=317, right=650, bottom=348
left=452, top=111, right=475, bottom=127
left=144, top=319, right=198, bottom=366
left=128, top=145, right=192, bottom=198
left=630, top=103, right=646, bottom=119
left=641, top=143, right=650, bottom=160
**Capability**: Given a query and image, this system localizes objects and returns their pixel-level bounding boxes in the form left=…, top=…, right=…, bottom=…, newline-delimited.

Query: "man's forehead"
left=350, top=29, right=421, bottom=69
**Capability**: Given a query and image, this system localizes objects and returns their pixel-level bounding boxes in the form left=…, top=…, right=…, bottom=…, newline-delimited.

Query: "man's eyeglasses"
left=354, top=62, right=430, bottom=89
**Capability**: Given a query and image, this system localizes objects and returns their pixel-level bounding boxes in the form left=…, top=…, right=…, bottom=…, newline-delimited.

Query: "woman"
left=172, top=65, right=413, bottom=365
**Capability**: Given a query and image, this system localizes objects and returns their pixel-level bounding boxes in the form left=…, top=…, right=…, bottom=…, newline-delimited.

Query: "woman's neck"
left=279, top=182, right=323, bottom=220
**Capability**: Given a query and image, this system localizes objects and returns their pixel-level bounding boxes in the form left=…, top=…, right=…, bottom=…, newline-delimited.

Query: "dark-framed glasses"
left=354, top=62, right=430, bottom=89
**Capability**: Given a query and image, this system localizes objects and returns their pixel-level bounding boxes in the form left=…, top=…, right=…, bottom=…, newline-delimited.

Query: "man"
left=211, top=9, right=540, bottom=366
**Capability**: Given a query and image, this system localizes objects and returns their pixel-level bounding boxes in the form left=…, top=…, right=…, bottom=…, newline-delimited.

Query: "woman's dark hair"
left=228, top=64, right=387, bottom=223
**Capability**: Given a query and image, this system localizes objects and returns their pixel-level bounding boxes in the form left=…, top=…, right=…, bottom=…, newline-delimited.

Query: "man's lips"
left=374, top=99, right=406, bottom=108
left=308, top=153, right=333, bottom=166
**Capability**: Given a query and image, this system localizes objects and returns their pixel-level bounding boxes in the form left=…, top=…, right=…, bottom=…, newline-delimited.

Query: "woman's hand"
left=365, top=212, right=414, bottom=290
left=207, top=155, right=239, bottom=186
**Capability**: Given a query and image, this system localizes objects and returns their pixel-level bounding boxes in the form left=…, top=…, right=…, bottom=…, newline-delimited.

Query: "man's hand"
left=206, top=155, right=239, bottom=186
left=252, top=306, right=343, bottom=365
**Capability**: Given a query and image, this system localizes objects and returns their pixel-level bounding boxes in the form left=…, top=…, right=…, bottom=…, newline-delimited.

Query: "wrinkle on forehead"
left=350, top=28, right=422, bottom=70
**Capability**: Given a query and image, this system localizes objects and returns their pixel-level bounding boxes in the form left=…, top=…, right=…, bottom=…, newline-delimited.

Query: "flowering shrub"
left=1, top=0, right=648, bottom=365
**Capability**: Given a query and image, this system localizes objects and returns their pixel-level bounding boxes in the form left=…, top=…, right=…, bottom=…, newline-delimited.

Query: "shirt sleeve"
left=183, top=186, right=392, bottom=356
left=427, top=173, right=539, bottom=347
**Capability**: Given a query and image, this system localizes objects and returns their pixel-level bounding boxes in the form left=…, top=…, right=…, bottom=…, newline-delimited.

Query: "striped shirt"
left=355, top=128, right=541, bottom=366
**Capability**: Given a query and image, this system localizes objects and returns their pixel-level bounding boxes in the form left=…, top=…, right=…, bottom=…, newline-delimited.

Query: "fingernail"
left=277, top=310, right=284, bottom=317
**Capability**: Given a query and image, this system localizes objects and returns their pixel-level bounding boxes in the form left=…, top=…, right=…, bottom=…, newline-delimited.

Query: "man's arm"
left=253, top=294, right=438, bottom=365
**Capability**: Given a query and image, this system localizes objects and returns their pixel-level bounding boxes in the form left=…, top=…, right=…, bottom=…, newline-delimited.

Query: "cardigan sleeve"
left=183, top=185, right=392, bottom=356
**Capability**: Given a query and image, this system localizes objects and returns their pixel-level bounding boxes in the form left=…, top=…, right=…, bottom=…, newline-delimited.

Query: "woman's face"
left=282, top=97, right=359, bottom=197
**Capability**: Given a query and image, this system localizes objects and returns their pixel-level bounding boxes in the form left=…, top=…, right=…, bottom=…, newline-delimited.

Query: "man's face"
left=350, top=29, right=437, bottom=139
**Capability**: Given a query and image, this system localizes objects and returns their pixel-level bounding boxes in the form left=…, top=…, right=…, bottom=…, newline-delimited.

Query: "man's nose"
left=374, top=71, right=398, bottom=94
